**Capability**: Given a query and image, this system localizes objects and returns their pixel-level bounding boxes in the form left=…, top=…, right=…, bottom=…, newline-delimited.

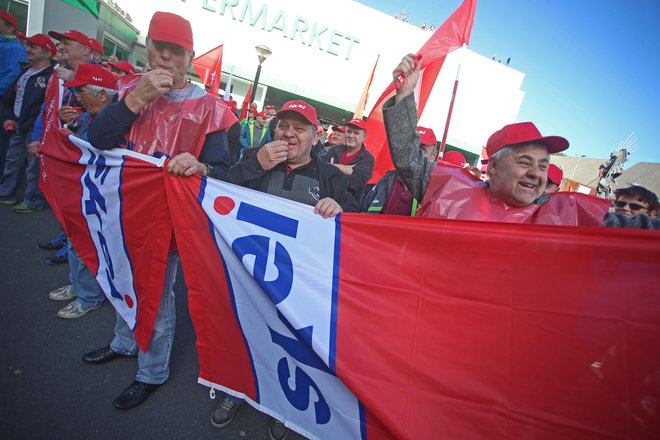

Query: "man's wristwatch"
left=205, top=163, right=213, bottom=176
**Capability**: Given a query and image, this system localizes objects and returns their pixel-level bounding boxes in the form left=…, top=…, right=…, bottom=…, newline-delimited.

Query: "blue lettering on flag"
left=237, top=202, right=298, bottom=238
left=83, top=174, right=107, bottom=229
left=276, top=357, right=331, bottom=424
left=97, top=231, right=122, bottom=299
left=232, top=235, right=293, bottom=304
left=93, top=154, right=110, bottom=184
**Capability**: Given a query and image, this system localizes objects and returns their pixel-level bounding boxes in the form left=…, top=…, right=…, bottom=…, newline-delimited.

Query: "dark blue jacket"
left=2, top=64, right=54, bottom=136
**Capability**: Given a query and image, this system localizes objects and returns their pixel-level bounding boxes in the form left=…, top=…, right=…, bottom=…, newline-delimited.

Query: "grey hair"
left=86, top=84, right=117, bottom=99
left=486, top=142, right=547, bottom=178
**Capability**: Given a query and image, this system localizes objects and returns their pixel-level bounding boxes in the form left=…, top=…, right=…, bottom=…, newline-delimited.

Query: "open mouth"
left=519, top=182, right=536, bottom=190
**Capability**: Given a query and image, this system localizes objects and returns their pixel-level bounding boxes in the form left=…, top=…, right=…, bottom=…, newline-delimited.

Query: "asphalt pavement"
left=0, top=202, right=307, bottom=440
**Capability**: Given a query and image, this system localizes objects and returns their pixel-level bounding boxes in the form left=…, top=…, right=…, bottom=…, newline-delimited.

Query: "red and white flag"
left=40, top=133, right=660, bottom=439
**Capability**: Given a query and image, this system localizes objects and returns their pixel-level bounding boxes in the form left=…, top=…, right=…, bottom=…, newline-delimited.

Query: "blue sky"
left=360, top=0, right=660, bottom=166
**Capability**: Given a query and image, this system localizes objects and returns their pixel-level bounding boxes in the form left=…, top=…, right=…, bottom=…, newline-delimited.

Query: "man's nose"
left=527, top=164, right=543, bottom=178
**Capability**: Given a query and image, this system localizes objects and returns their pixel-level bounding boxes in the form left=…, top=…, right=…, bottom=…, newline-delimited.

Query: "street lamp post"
left=250, top=45, right=272, bottom=104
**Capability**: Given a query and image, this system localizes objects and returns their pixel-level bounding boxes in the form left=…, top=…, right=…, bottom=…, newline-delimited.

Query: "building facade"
left=15, top=0, right=526, bottom=159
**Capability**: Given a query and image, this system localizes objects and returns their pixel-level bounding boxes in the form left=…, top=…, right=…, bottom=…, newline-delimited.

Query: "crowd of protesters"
left=2, top=7, right=659, bottom=440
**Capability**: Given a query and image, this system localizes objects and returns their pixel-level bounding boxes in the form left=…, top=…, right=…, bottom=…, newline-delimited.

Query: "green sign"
left=202, top=0, right=360, bottom=60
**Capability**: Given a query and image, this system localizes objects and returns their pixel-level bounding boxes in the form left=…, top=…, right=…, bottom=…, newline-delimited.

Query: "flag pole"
left=438, top=59, right=462, bottom=160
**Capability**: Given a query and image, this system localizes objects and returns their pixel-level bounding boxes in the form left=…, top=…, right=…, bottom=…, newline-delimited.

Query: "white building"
left=23, top=0, right=526, bottom=158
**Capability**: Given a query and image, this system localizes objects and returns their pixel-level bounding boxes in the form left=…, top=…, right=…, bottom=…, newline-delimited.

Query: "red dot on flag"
left=124, top=295, right=134, bottom=309
left=214, top=196, right=235, bottom=215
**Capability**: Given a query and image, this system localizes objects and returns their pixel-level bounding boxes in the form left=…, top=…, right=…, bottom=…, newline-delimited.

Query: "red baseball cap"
left=332, top=125, right=346, bottom=133
left=416, top=126, right=437, bottom=146
left=486, top=122, right=568, bottom=157
left=48, top=29, right=91, bottom=48
left=149, top=12, right=193, bottom=52
left=443, top=151, right=466, bottom=167
left=256, top=111, right=267, bottom=118
left=63, top=63, right=117, bottom=89
left=27, top=34, right=57, bottom=57
left=547, top=164, right=563, bottom=185
left=89, top=38, right=104, bottom=55
left=345, top=118, right=367, bottom=133
left=111, top=60, right=136, bottom=74
left=276, top=100, right=317, bottom=126
left=0, top=11, right=18, bottom=29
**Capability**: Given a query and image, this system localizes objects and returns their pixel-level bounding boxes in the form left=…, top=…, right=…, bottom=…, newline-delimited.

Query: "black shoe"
left=211, top=396, right=244, bottom=428
left=82, top=346, right=125, bottom=364
left=113, top=380, right=160, bottom=409
left=38, top=232, right=68, bottom=250
left=268, top=418, right=290, bottom=440
left=45, top=246, right=69, bottom=266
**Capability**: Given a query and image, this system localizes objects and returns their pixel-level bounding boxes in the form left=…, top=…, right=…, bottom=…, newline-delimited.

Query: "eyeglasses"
left=74, top=90, right=92, bottom=98
left=613, top=200, right=648, bottom=211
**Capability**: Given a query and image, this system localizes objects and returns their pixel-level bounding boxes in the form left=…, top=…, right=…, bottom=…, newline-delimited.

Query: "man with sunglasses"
left=612, top=185, right=658, bottom=218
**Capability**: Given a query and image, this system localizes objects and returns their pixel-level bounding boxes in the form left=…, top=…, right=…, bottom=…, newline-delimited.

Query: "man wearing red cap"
left=207, top=100, right=352, bottom=216
left=82, top=11, right=235, bottom=411
left=189, top=99, right=352, bottom=438
left=0, top=10, right=27, bottom=177
left=109, top=60, right=137, bottom=76
left=20, top=29, right=94, bottom=214
left=545, top=164, right=563, bottom=193
left=362, top=126, right=438, bottom=215
left=323, top=124, right=346, bottom=148
left=382, top=54, right=584, bottom=223
left=265, top=103, right=278, bottom=138
left=0, top=34, right=54, bottom=208
left=43, top=64, right=118, bottom=320
left=320, top=117, right=374, bottom=206
left=89, top=38, right=104, bottom=63
left=239, top=110, right=271, bottom=153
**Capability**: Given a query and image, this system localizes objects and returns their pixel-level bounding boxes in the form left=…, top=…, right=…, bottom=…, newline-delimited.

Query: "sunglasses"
left=613, top=200, right=648, bottom=211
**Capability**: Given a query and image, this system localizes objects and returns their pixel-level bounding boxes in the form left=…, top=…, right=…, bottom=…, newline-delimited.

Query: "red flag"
left=364, top=0, right=477, bottom=183
left=240, top=83, right=253, bottom=120
left=192, top=45, right=223, bottom=95
left=354, top=54, right=380, bottom=119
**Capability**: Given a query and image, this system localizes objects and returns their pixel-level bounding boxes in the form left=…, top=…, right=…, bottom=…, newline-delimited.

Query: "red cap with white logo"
left=276, top=100, right=318, bottom=126
left=63, top=63, right=117, bottom=89
left=110, top=60, right=136, bottom=74
left=27, top=34, right=57, bottom=57
left=416, top=126, right=437, bottom=147
left=48, top=29, right=92, bottom=48
left=345, top=118, right=367, bottom=133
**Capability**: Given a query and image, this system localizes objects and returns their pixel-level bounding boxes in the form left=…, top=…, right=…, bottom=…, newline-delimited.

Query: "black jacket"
left=2, top=63, right=54, bottom=136
left=211, top=147, right=357, bottom=212
left=319, top=143, right=374, bottom=206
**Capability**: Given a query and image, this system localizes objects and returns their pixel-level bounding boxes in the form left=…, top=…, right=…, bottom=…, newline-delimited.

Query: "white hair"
left=86, top=84, right=117, bottom=99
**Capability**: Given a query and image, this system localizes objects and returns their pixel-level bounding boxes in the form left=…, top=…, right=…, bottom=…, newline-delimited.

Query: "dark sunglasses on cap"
left=613, top=200, right=649, bottom=211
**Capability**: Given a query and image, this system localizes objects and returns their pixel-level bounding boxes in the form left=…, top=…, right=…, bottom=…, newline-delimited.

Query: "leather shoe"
left=113, top=380, right=160, bottom=409
left=82, top=346, right=126, bottom=364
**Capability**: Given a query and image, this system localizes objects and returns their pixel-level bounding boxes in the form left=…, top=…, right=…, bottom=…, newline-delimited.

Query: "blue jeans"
left=110, top=252, right=179, bottom=385
left=23, top=150, right=45, bottom=208
left=0, top=130, right=29, bottom=197
left=68, top=243, right=105, bottom=310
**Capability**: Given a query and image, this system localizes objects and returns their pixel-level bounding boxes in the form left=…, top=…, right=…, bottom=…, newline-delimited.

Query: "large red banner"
left=40, top=135, right=660, bottom=439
